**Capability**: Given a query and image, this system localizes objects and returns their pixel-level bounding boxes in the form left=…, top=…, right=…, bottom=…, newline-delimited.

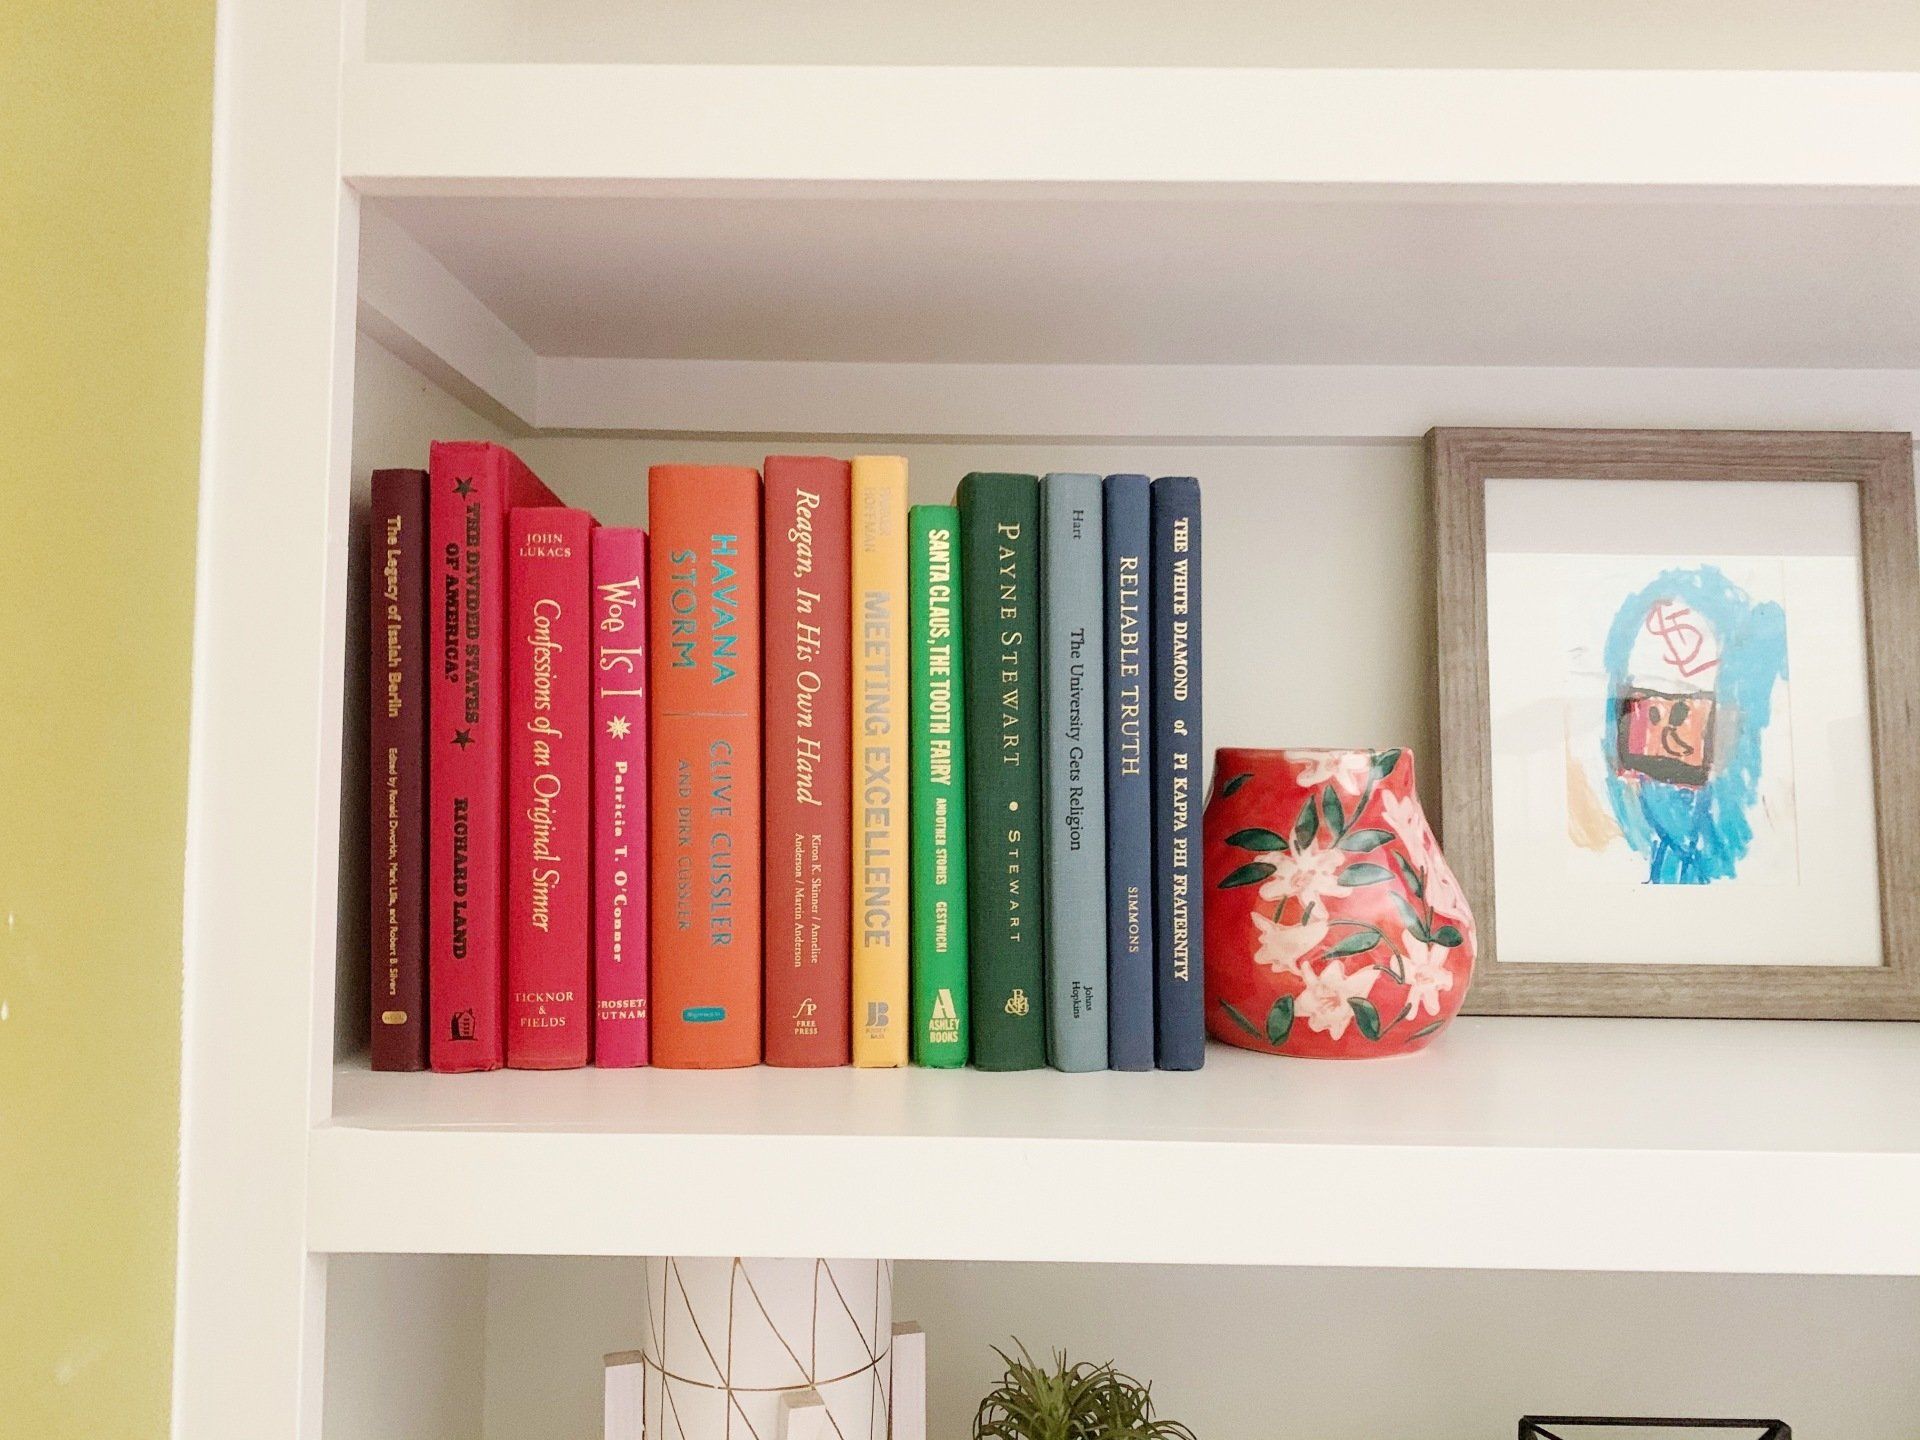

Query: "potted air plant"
left=972, top=1343, right=1198, bottom=1440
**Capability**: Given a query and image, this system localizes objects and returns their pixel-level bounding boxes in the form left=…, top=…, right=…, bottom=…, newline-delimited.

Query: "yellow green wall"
left=1, top=2, right=213, bottom=1433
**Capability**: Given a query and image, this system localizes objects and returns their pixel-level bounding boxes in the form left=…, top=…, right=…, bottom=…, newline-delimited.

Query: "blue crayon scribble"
left=1602, top=565, right=1788, bottom=885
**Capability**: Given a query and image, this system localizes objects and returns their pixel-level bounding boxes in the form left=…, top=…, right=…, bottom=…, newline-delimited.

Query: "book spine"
left=427, top=442, right=561, bottom=1072
left=958, top=472, right=1047, bottom=1070
left=1151, top=476, right=1205, bottom=1070
left=1101, top=475, right=1155, bottom=1071
left=1041, top=474, right=1108, bottom=1071
left=649, top=466, right=763, bottom=1067
left=908, top=505, right=969, bottom=1066
left=762, top=456, right=853, bottom=1067
left=850, top=456, right=910, bottom=1068
left=369, top=468, right=429, bottom=1071
left=592, top=527, right=650, bottom=1066
left=506, top=508, right=593, bottom=1067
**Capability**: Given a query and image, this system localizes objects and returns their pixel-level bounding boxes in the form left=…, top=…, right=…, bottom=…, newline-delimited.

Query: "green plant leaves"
left=1218, top=861, right=1275, bottom=890
left=1339, top=827, right=1393, bottom=852
left=1336, top=862, right=1392, bottom=886
left=1391, top=848, right=1427, bottom=898
left=1432, top=924, right=1465, bottom=948
left=1322, top=926, right=1382, bottom=959
left=1266, top=995, right=1294, bottom=1045
left=1220, top=771, right=1253, bottom=798
left=1412, top=1020, right=1445, bottom=1040
left=1224, top=826, right=1288, bottom=853
left=1371, top=747, right=1404, bottom=781
left=1350, top=997, right=1382, bottom=1040
left=1292, top=794, right=1319, bottom=851
left=1220, top=1000, right=1261, bottom=1040
left=1322, top=785, right=1346, bottom=836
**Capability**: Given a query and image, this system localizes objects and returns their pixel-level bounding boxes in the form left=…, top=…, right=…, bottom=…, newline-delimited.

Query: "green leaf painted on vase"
left=1350, top=997, right=1383, bottom=1041
left=1372, top=748, right=1404, bottom=781
left=1322, top=786, right=1345, bottom=837
left=1336, top=862, right=1392, bottom=886
left=1220, top=771, right=1253, bottom=798
left=1391, top=891, right=1431, bottom=941
left=1339, top=828, right=1394, bottom=852
left=1266, top=995, right=1295, bottom=1046
left=1322, top=926, right=1383, bottom=959
left=1293, top=794, right=1319, bottom=851
left=1218, top=861, right=1276, bottom=890
left=1431, top=924, right=1465, bottom=948
left=1224, top=827, right=1289, bottom=853
left=1412, top=1020, right=1445, bottom=1040
left=1220, top=1000, right=1262, bottom=1040
left=1390, top=848, right=1426, bottom=898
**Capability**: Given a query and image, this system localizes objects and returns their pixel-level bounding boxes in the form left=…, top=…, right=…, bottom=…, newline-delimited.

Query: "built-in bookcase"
left=180, top=1, right=1920, bottom=1434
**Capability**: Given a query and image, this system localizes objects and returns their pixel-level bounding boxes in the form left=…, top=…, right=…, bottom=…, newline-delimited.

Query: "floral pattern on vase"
left=1204, top=747, right=1475, bottom=1058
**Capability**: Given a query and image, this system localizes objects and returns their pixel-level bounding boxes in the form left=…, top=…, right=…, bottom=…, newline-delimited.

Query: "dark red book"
left=369, top=468, right=429, bottom=1071
left=506, top=507, right=594, bottom=1068
left=592, top=527, right=650, bottom=1066
left=428, top=442, right=563, bottom=1072
left=762, top=456, right=853, bottom=1066
left=650, top=465, right=763, bottom=1068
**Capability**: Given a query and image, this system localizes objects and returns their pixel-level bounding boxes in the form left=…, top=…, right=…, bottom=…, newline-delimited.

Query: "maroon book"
left=370, top=468, right=429, bottom=1071
left=428, top=442, right=564, bottom=1072
left=762, top=456, right=853, bottom=1066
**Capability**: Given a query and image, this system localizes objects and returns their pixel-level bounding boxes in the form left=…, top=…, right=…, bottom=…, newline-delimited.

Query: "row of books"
left=367, top=442, right=1203, bottom=1073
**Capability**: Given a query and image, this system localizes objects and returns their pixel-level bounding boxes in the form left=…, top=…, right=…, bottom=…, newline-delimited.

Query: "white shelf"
left=344, top=65, right=1920, bottom=190
left=312, top=1018, right=1920, bottom=1273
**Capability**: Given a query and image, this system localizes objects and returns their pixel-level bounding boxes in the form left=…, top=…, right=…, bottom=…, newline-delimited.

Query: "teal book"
left=957, top=472, right=1047, bottom=1070
left=1040, top=473, right=1108, bottom=1071
left=909, top=505, right=970, bottom=1066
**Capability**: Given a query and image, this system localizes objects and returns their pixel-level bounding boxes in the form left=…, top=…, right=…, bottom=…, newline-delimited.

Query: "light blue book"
left=1040, top=473, right=1109, bottom=1071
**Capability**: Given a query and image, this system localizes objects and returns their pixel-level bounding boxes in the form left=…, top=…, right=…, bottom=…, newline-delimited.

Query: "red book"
left=369, top=468, right=429, bottom=1071
left=762, top=456, right=853, bottom=1066
left=506, top=507, right=594, bottom=1068
left=428, top=442, right=563, bottom=1072
left=650, top=465, right=763, bottom=1068
left=592, top=526, right=650, bottom=1066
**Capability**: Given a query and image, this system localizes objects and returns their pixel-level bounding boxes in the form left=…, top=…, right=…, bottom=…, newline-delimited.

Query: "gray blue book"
left=1102, top=474, right=1154, bottom=1071
left=1151, top=476, right=1204, bottom=1070
left=1041, top=472, right=1109, bottom=1072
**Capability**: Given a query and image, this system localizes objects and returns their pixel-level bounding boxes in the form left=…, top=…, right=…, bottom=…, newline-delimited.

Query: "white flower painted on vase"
left=1399, top=939, right=1455, bottom=1018
left=1295, top=958, right=1380, bottom=1040
left=1292, top=749, right=1372, bottom=794
left=1382, top=789, right=1469, bottom=923
left=1256, top=841, right=1353, bottom=909
left=1251, top=908, right=1330, bottom=976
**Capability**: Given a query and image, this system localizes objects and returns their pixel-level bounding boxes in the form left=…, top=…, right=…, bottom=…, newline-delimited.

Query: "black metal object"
left=1521, top=1421, right=1790, bottom=1440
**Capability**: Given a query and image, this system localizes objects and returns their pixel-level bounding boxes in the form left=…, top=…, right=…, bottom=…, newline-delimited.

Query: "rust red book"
left=650, top=465, right=763, bottom=1068
left=506, top=506, right=594, bottom=1068
left=592, top=526, right=650, bottom=1066
left=762, top=456, right=853, bottom=1066
left=369, top=467, right=429, bottom=1071
left=427, top=441, right=563, bottom=1072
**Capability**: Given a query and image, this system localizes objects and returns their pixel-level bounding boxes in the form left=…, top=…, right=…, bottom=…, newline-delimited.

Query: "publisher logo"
left=450, top=1008, right=476, bottom=1040
left=864, top=1000, right=890, bottom=1033
left=794, top=997, right=819, bottom=1038
left=929, top=990, right=960, bottom=1044
left=1004, top=988, right=1030, bottom=1017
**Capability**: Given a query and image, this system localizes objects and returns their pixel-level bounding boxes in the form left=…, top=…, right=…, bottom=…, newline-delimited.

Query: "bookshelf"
left=180, top=2, right=1920, bottom=1435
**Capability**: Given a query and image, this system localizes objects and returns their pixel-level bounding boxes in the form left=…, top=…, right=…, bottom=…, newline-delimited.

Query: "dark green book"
left=909, top=506, right=970, bottom=1065
left=957, top=473, right=1047, bottom=1069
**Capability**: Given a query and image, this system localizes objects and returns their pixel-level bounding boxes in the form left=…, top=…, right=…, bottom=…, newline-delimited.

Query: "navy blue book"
left=1102, top=475, right=1154, bottom=1071
left=1150, top=476, right=1204, bottom=1070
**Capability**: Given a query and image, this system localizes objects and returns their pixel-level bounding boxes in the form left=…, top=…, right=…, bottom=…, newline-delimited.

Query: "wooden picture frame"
left=1431, top=428, right=1920, bottom=1018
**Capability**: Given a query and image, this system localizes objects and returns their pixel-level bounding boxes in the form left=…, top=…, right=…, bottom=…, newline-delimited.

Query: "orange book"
left=649, top=465, right=763, bottom=1067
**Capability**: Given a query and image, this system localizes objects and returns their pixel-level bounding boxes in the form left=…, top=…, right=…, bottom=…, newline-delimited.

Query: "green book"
left=957, top=473, right=1047, bottom=1069
left=909, top=505, right=970, bottom=1065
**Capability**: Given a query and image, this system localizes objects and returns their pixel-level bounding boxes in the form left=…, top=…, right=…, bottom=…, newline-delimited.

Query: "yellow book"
left=851, top=455, right=911, bottom=1066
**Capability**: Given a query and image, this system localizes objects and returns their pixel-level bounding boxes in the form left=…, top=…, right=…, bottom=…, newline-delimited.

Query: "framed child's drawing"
left=1430, top=428, right=1920, bottom=1018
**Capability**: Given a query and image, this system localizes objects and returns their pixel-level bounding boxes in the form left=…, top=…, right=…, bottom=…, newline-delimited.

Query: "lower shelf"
left=311, top=1016, right=1920, bottom=1273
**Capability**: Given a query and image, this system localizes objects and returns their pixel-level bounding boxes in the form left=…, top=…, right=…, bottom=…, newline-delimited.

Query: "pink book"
left=505, top=507, right=594, bottom=1068
left=592, top=527, right=650, bottom=1065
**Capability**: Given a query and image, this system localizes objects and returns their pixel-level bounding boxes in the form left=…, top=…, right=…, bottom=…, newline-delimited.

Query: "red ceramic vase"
left=1204, top=747, right=1475, bottom=1058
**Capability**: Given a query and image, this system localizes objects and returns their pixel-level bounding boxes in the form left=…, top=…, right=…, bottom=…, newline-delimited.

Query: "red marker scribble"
left=1645, top=600, right=1718, bottom=679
